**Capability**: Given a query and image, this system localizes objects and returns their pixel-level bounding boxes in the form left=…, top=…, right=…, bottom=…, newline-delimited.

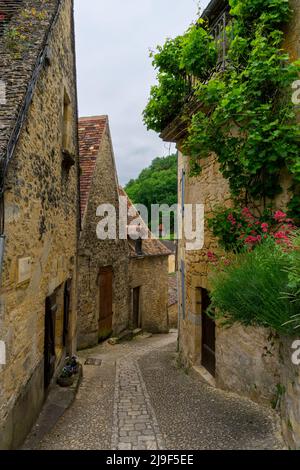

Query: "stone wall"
left=216, top=325, right=281, bottom=405
left=129, top=255, right=169, bottom=333
left=177, top=145, right=300, bottom=447
left=77, top=126, right=130, bottom=349
left=0, top=0, right=79, bottom=449
left=279, top=337, right=300, bottom=450
left=177, top=151, right=231, bottom=365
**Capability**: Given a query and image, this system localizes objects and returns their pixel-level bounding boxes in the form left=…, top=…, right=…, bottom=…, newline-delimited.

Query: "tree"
left=125, top=154, right=178, bottom=235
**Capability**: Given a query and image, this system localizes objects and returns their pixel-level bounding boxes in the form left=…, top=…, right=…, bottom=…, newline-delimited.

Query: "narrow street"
left=25, top=332, right=284, bottom=451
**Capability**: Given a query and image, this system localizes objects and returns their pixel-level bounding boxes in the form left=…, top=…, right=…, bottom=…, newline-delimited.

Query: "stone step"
left=132, top=328, right=143, bottom=337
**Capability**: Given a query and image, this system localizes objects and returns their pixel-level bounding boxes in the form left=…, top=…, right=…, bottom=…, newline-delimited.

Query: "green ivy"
left=144, top=0, right=300, bottom=221
left=143, top=23, right=217, bottom=133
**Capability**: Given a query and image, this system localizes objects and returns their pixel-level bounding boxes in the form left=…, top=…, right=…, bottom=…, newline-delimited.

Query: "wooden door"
left=99, top=267, right=113, bottom=341
left=132, top=287, right=140, bottom=329
left=63, top=279, right=72, bottom=347
left=44, top=293, right=57, bottom=389
left=201, top=288, right=216, bottom=377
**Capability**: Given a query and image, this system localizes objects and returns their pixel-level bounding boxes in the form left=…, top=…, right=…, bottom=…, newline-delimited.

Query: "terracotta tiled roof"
left=168, top=274, right=178, bottom=307
left=119, top=187, right=171, bottom=259
left=78, top=116, right=108, bottom=218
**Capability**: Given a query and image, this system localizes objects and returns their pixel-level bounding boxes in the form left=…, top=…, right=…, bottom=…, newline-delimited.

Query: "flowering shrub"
left=208, top=206, right=296, bottom=253
left=208, top=237, right=300, bottom=334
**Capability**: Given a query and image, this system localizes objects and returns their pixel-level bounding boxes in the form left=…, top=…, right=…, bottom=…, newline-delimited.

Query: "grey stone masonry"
left=111, top=359, right=165, bottom=451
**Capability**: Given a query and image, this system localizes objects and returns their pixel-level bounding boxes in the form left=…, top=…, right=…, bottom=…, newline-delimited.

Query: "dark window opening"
left=135, top=239, right=143, bottom=256
left=61, top=90, right=74, bottom=181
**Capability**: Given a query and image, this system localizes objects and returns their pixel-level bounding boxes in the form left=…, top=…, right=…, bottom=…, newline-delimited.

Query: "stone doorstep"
left=132, top=328, right=143, bottom=337
left=21, top=365, right=83, bottom=449
left=192, top=365, right=216, bottom=388
left=108, top=329, right=152, bottom=345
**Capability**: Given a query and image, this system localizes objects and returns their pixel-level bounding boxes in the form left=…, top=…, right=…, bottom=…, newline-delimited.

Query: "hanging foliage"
left=143, top=0, right=300, bottom=221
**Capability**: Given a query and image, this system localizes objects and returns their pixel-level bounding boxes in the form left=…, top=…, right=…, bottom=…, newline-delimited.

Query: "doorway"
left=63, top=279, right=72, bottom=347
left=201, top=288, right=216, bottom=377
left=132, top=287, right=141, bottom=329
left=44, top=293, right=57, bottom=389
left=98, top=266, right=113, bottom=341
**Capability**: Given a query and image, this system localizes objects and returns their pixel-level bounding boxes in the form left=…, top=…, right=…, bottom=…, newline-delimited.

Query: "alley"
left=24, top=332, right=284, bottom=450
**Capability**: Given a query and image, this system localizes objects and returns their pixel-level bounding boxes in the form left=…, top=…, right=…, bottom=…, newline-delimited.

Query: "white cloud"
left=74, top=0, right=210, bottom=185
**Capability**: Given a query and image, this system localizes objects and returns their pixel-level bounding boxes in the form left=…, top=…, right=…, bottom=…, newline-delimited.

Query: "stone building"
left=125, top=190, right=170, bottom=334
left=77, top=116, right=130, bottom=349
left=161, top=240, right=176, bottom=274
left=159, top=0, right=300, bottom=449
left=0, top=0, right=79, bottom=449
left=77, top=117, right=170, bottom=349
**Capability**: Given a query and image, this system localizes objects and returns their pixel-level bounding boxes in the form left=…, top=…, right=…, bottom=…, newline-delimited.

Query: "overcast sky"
left=74, top=0, right=210, bottom=186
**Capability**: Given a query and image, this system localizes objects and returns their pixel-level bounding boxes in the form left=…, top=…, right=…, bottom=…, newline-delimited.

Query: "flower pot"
left=71, top=364, right=79, bottom=375
left=57, top=375, right=74, bottom=387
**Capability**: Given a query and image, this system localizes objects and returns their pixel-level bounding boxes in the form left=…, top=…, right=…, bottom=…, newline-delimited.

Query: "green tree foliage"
left=125, top=154, right=178, bottom=212
left=143, top=24, right=217, bottom=132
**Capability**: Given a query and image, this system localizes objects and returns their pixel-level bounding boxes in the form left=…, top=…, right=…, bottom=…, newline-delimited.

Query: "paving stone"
left=23, top=332, right=284, bottom=451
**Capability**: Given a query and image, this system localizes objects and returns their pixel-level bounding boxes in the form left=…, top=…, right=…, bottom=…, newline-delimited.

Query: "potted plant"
left=64, top=355, right=80, bottom=375
left=70, top=355, right=80, bottom=375
left=57, top=365, right=74, bottom=387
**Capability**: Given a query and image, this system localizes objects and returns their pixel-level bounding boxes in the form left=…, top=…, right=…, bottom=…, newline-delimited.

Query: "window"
left=181, top=169, right=185, bottom=218
left=61, top=90, right=74, bottom=179
left=62, top=90, right=72, bottom=153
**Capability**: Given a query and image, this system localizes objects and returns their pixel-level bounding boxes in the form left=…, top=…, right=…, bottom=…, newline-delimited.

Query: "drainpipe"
left=0, top=235, right=4, bottom=279
left=176, top=262, right=180, bottom=353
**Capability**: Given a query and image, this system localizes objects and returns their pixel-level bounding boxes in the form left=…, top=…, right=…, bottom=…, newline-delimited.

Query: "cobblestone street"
left=25, top=332, right=284, bottom=450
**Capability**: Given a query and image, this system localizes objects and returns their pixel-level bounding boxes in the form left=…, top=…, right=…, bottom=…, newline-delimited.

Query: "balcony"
left=160, top=1, right=230, bottom=143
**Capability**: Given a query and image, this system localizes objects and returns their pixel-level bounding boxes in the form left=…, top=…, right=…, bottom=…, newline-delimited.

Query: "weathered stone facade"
left=77, top=118, right=170, bottom=349
left=77, top=116, right=130, bottom=349
left=164, top=0, right=300, bottom=449
left=129, top=255, right=169, bottom=334
left=0, top=0, right=79, bottom=449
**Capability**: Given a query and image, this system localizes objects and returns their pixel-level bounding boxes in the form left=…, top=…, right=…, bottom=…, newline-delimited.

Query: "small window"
left=62, top=90, right=72, bottom=153
left=61, top=90, right=74, bottom=179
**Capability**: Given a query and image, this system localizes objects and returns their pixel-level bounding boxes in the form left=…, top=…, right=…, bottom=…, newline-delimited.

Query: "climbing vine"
left=143, top=0, right=300, bottom=221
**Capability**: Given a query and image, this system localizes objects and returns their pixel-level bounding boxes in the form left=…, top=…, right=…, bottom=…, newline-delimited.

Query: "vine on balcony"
left=143, top=0, right=300, bottom=221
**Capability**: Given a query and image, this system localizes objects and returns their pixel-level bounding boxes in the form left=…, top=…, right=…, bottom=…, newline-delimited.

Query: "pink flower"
left=242, top=207, right=254, bottom=219
left=207, top=251, right=218, bottom=264
left=245, top=235, right=262, bottom=245
left=274, top=231, right=287, bottom=239
left=274, top=211, right=287, bottom=222
left=227, top=213, right=236, bottom=225
left=261, top=223, right=269, bottom=233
